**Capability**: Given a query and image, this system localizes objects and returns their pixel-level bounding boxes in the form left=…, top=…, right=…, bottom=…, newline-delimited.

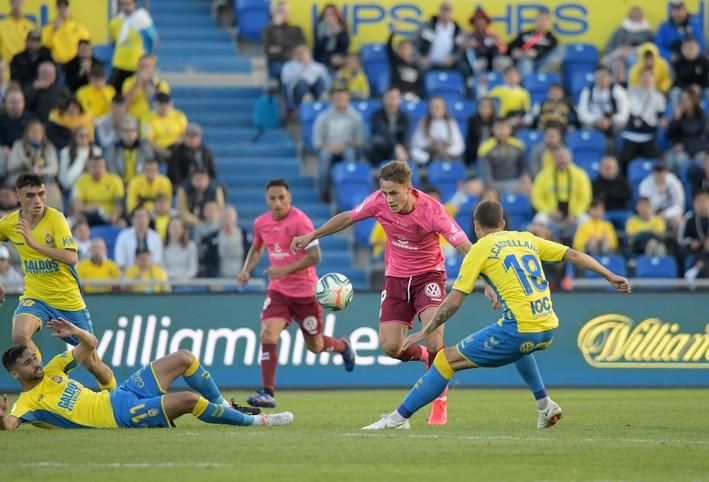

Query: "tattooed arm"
left=402, top=290, right=467, bottom=351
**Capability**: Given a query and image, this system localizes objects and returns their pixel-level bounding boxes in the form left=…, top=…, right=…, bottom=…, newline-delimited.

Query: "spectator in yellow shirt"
left=488, top=65, right=531, bottom=125
left=76, top=238, right=121, bottom=293
left=141, top=92, right=187, bottom=159
left=626, top=196, right=667, bottom=256
left=40, top=0, right=90, bottom=66
left=573, top=199, right=618, bottom=254
left=127, top=157, right=173, bottom=215
left=334, top=52, right=370, bottom=100
left=76, top=64, right=116, bottom=118
left=71, top=148, right=126, bottom=226
left=109, top=0, right=157, bottom=91
left=0, top=0, right=36, bottom=68
left=47, top=96, right=94, bottom=151
left=122, top=55, right=169, bottom=120
left=124, top=244, right=170, bottom=293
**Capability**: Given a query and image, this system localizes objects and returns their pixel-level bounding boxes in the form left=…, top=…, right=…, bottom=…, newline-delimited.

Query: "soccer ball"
left=315, top=272, right=354, bottom=311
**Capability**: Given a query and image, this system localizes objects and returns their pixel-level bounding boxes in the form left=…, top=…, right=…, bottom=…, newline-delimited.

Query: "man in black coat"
left=592, top=155, right=632, bottom=211
left=369, top=87, right=410, bottom=165
left=10, top=31, right=53, bottom=89
left=64, top=39, right=102, bottom=92
left=166, top=122, right=217, bottom=186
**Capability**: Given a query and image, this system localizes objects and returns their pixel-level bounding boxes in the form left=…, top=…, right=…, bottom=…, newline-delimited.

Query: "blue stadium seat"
left=299, top=101, right=329, bottom=152
left=424, top=70, right=465, bottom=100
left=332, top=161, right=372, bottom=211
left=574, top=152, right=602, bottom=180
left=586, top=255, right=627, bottom=279
left=522, top=72, right=560, bottom=106
left=564, top=43, right=599, bottom=70
left=92, top=43, right=114, bottom=66
left=502, top=193, right=533, bottom=230
left=360, top=43, right=390, bottom=97
left=444, top=255, right=463, bottom=280
left=427, top=160, right=466, bottom=202
left=475, top=71, right=503, bottom=99
left=352, top=100, right=381, bottom=137
left=515, top=129, right=543, bottom=157
left=567, top=70, right=595, bottom=103
left=91, top=225, right=122, bottom=259
left=236, top=0, right=270, bottom=41
left=627, top=158, right=656, bottom=196
left=605, top=209, right=633, bottom=231
left=402, top=100, right=427, bottom=135
left=454, top=194, right=478, bottom=237
left=635, top=255, right=678, bottom=278
left=353, top=217, right=376, bottom=246
left=566, top=130, right=606, bottom=158
left=449, top=100, right=476, bottom=134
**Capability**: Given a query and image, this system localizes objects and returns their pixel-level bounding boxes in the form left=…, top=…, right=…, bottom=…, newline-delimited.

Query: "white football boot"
left=537, top=399, right=563, bottom=428
left=362, top=413, right=411, bottom=430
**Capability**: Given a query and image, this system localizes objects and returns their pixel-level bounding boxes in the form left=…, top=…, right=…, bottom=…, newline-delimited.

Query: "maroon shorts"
left=260, top=289, right=323, bottom=337
left=379, top=271, right=446, bottom=328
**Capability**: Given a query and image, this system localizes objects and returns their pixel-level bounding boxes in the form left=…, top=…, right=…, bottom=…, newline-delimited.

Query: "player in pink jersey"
left=238, top=179, right=355, bottom=408
left=292, top=161, right=498, bottom=424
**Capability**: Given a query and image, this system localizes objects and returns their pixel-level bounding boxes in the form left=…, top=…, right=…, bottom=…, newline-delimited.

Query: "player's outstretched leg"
left=363, top=348, right=471, bottom=430
left=163, top=392, right=293, bottom=427
left=304, top=335, right=357, bottom=372
left=248, top=318, right=287, bottom=408
left=515, top=354, right=562, bottom=428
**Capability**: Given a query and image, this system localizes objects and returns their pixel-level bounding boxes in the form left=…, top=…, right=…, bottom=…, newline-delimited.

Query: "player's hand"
left=237, top=270, right=250, bottom=286
left=401, top=330, right=425, bottom=352
left=0, top=394, right=8, bottom=417
left=609, top=275, right=631, bottom=294
left=291, top=234, right=314, bottom=253
left=483, top=283, right=502, bottom=310
left=46, top=318, right=78, bottom=338
left=265, top=266, right=288, bottom=280
left=15, top=218, right=37, bottom=248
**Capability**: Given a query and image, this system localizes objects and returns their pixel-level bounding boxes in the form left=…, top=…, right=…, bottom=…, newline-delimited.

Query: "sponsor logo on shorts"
left=302, top=316, right=319, bottom=335
left=424, top=283, right=442, bottom=299
left=519, top=341, right=535, bottom=354
left=148, top=408, right=159, bottom=417
left=484, top=336, right=500, bottom=350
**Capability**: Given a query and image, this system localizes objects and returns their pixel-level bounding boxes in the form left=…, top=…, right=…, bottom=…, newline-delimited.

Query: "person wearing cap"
left=141, top=92, right=187, bottom=158
left=76, top=64, right=116, bottom=118
left=0, top=245, right=24, bottom=295
left=166, top=121, right=217, bottom=186
left=122, top=55, right=170, bottom=120
left=9, top=30, right=52, bottom=89
left=176, top=167, right=225, bottom=228
left=126, top=157, right=172, bottom=215
left=507, top=7, right=561, bottom=77
left=106, top=116, right=154, bottom=183
left=94, top=94, right=136, bottom=151
left=58, top=125, right=92, bottom=191
left=638, top=161, right=686, bottom=232
left=76, top=238, right=120, bottom=294
left=64, top=39, right=101, bottom=93
left=71, top=147, right=125, bottom=226
left=655, top=0, right=705, bottom=62
left=40, top=0, right=90, bottom=66
left=124, top=244, right=169, bottom=293
left=0, top=0, right=36, bottom=67
left=109, top=0, right=157, bottom=91
left=465, top=6, right=507, bottom=74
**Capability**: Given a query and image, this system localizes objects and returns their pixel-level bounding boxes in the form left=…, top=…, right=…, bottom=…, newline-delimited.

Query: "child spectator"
left=410, top=97, right=464, bottom=165
left=638, top=161, right=685, bottom=232
left=40, top=0, right=90, bottom=67
left=464, top=97, right=496, bottom=165
left=162, top=217, right=198, bottom=281
left=71, top=149, right=125, bottom=226
left=124, top=245, right=170, bottom=293
left=679, top=189, right=709, bottom=280
left=334, top=52, right=370, bottom=100
left=666, top=87, right=707, bottom=170
left=488, top=66, right=530, bottom=125
left=76, top=238, right=121, bottom=293
left=58, top=125, right=92, bottom=192
left=476, top=118, right=528, bottom=195
left=386, top=32, right=423, bottom=101
left=281, top=44, right=330, bottom=105
left=628, top=43, right=672, bottom=93
left=465, top=6, right=507, bottom=74
left=572, top=199, right=618, bottom=255
left=76, top=64, right=116, bottom=118
left=313, top=4, right=350, bottom=72
left=262, top=1, right=306, bottom=82
left=534, top=83, right=575, bottom=131
left=626, top=196, right=667, bottom=256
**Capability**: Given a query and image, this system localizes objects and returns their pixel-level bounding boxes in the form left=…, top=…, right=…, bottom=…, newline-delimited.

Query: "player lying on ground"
left=363, top=200, right=631, bottom=430
left=0, top=174, right=115, bottom=391
left=238, top=179, right=355, bottom=409
left=0, top=318, right=293, bottom=430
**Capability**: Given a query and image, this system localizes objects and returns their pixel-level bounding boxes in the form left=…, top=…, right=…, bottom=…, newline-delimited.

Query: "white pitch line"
left=342, top=432, right=709, bottom=446
left=6, top=462, right=233, bottom=469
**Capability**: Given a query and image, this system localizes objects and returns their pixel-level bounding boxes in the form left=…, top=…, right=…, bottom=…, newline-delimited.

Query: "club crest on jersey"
left=51, top=376, right=63, bottom=384
left=424, top=283, right=441, bottom=299
left=45, top=232, right=54, bottom=246
left=302, top=316, right=318, bottom=335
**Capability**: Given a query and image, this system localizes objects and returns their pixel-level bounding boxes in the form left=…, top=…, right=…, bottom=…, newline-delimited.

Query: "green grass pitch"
left=2, top=389, right=708, bottom=481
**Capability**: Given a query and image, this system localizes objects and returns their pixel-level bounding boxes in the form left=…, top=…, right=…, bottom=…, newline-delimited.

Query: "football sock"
left=184, top=357, right=226, bottom=404
left=99, top=376, right=117, bottom=392
left=260, top=343, right=278, bottom=395
left=397, top=351, right=455, bottom=418
left=322, top=336, right=347, bottom=353
left=426, top=350, right=448, bottom=399
left=515, top=354, right=548, bottom=402
left=396, top=344, right=428, bottom=362
left=193, top=397, right=255, bottom=426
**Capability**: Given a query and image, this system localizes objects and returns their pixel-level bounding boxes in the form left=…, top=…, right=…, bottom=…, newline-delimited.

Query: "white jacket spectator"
left=114, top=207, right=163, bottom=269
left=577, top=66, right=629, bottom=133
left=281, top=44, right=330, bottom=105
left=638, top=164, right=685, bottom=229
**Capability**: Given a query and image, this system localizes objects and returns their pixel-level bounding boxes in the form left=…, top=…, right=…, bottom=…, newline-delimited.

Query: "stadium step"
left=157, top=56, right=251, bottom=74
left=186, top=111, right=252, bottom=127
left=171, top=87, right=263, bottom=99
left=203, top=129, right=291, bottom=144
left=159, top=29, right=231, bottom=42
left=212, top=145, right=296, bottom=158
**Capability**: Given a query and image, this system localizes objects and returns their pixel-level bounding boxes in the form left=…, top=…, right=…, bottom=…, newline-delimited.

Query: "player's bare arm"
left=16, top=218, right=78, bottom=266
left=267, top=245, right=321, bottom=280
left=46, top=318, right=98, bottom=364
left=0, top=393, right=19, bottom=431
left=402, top=290, right=467, bottom=351
left=291, top=211, right=354, bottom=251
left=564, top=249, right=631, bottom=293
left=238, top=243, right=266, bottom=285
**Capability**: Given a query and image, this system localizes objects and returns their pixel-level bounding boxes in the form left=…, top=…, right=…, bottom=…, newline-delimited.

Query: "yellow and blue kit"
left=0, top=208, right=91, bottom=345
left=452, top=230, right=568, bottom=367
left=10, top=351, right=173, bottom=429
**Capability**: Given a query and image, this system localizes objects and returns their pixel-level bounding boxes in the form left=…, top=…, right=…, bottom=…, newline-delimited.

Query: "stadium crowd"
left=264, top=0, right=709, bottom=283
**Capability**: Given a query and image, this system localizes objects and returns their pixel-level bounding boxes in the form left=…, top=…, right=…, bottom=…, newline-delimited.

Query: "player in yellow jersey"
left=363, top=200, right=630, bottom=430
left=0, top=174, right=115, bottom=390
left=0, top=318, right=293, bottom=430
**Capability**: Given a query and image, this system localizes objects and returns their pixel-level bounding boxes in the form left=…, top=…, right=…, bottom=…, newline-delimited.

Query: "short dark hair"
left=503, top=65, right=519, bottom=75
left=694, top=189, right=709, bottom=200
left=637, top=196, right=651, bottom=204
left=266, top=179, right=289, bottom=191
left=474, top=200, right=504, bottom=229
left=379, top=160, right=412, bottom=185
left=112, top=93, right=125, bottom=104
left=16, top=174, right=43, bottom=191
left=590, top=198, right=605, bottom=209
left=424, top=186, right=441, bottom=197
left=144, top=158, right=159, bottom=166
left=78, top=39, right=91, bottom=47
left=89, top=63, right=105, bottom=78
left=2, top=344, right=28, bottom=372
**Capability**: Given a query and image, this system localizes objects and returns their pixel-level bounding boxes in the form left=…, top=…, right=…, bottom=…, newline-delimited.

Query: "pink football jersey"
left=351, top=189, right=467, bottom=277
left=253, top=207, right=319, bottom=298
